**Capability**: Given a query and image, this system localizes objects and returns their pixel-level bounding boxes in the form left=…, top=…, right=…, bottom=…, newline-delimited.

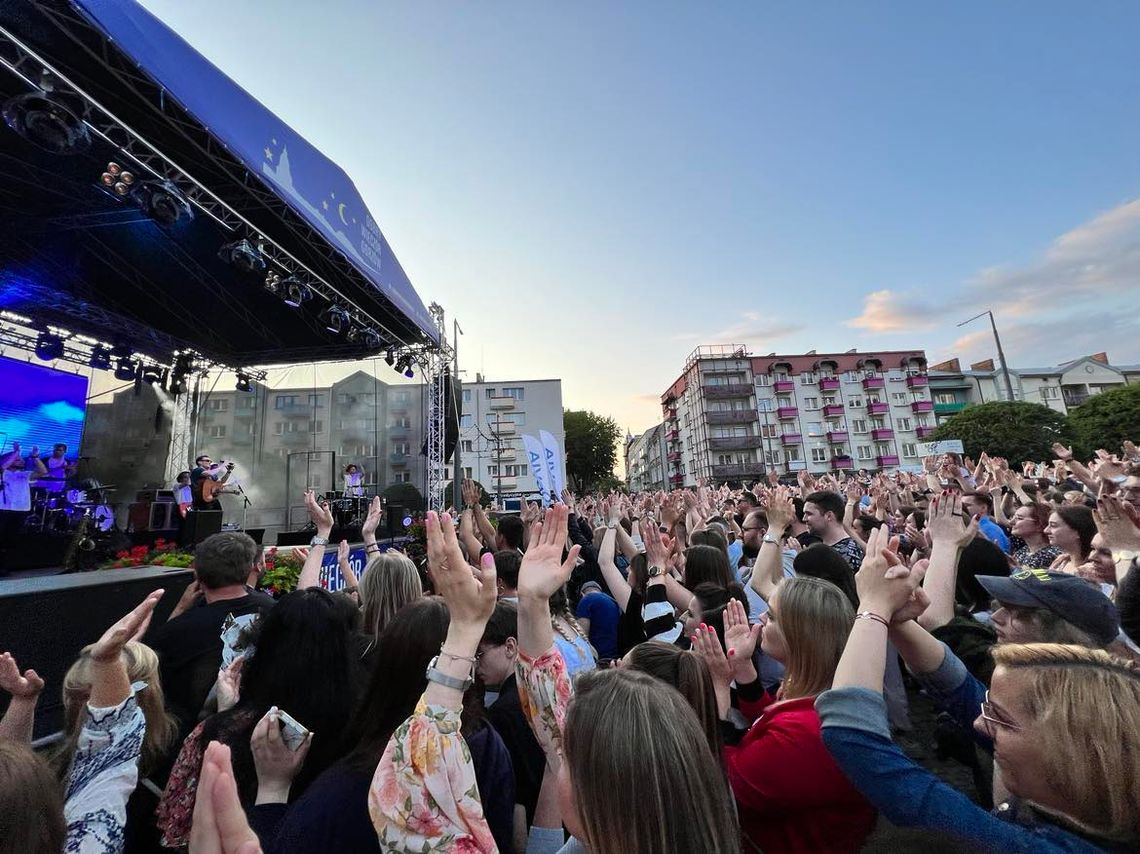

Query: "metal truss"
left=422, top=304, right=455, bottom=512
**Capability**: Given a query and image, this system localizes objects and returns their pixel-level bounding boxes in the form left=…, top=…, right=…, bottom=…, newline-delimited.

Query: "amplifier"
left=135, top=488, right=175, bottom=502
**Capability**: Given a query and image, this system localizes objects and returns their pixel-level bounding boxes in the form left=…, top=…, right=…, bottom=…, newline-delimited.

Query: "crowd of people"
left=2, top=443, right=1139, bottom=853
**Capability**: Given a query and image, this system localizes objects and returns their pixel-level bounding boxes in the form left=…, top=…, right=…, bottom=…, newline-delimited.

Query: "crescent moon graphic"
left=337, top=202, right=349, bottom=226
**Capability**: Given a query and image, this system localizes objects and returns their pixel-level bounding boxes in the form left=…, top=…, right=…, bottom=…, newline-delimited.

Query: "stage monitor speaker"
left=245, top=528, right=265, bottom=546
left=386, top=505, right=406, bottom=538
left=148, top=500, right=177, bottom=532
left=181, top=510, right=223, bottom=546
left=128, top=501, right=151, bottom=531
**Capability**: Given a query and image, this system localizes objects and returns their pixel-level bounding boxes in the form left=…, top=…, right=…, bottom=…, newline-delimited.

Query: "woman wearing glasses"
left=820, top=526, right=1140, bottom=851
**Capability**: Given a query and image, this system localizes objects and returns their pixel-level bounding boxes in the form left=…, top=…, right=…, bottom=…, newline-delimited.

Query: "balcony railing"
left=911, top=400, right=934, bottom=413
left=710, top=463, right=767, bottom=479
left=667, top=451, right=681, bottom=462
left=490, top=422, right=518, bottom=435
left=862, top=376, right=885, bottom=390
left=826, top=430, right=849, bottom=443
left=819, top=377, right=841, bottom=391
left=877, top=454, right=900, bottom=467
left=781, top=433, right=802, bottom=445
left=495, top=449, right=518, bottom=462
left=703, top=383, right=753, bottom=399
left=822, top=404, right=844, bottom=418
left=390, top=452, right=408, bottom=465
left=933, top=401, right=966, bottom=415
left=709, top=436, right=763, bottom=451
left=871, top=428, right=894, bottom=441
left=706, top=411, right=757, bottom=425
left=830, top=456, right=854, bottom=470
left=1063, top=393, right=1089, bottom=407
left=669, top=472, right=684, bottom=483
left=665, top=408, right=677, bottom=420
left=867, top=402, right=890, bottom=415
left=916, top=425, right=937, bottom=438
left=777, top=406, right=799, bottom=419
left=666, top=429, right=680, bottom=442
left=773, top=380, right=795, bottom=393
left=906, top=374, right=928, bottom=388
left=489, top=398, right=515, bottom=411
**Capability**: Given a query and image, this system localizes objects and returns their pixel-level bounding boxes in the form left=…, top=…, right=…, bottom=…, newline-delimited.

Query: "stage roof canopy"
left=0, top=0, right=438, bottom=368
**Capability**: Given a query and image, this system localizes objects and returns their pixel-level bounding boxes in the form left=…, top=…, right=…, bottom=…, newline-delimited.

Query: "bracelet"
left=855, top=611, right=890, bottom=628
left=365, top=545, right=381, bottom=554
left=425, top=661, right=474, bottom=692
left=438, top=648, right=478, bottom=664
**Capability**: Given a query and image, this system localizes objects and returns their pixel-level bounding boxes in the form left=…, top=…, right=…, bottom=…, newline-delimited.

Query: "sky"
left=134, top=0, right=1140, bottom=436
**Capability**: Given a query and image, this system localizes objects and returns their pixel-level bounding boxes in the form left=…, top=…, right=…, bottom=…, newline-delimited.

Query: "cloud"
left=846, top=289, right=938, bottom=333
left=671, top=312, right=804, bottom=346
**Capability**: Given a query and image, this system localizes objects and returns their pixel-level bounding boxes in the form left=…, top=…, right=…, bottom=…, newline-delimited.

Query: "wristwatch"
left=762, top=534, right=780, bottom=546
left=647, top=564, right=664, bottom=578
left=309, top=535, right=329, bottom=546
left=1112, top=549, right=1139, bottom=563
left=425, top=656, right=474, bottom=691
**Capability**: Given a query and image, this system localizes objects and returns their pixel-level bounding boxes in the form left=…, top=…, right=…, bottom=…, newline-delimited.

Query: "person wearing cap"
left=574, top=579, right=621, bottom=660
left=979, top=569, right=1121, bottom=651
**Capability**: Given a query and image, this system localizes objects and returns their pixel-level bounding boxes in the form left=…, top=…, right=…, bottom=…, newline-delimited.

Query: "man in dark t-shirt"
left=147, top=531, right=274, bottom=732
left=575, top=581, right=621, bottom=659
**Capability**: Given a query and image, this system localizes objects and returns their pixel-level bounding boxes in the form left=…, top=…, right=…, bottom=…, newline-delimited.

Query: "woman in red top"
left=694, top=577, right=877, bottom=854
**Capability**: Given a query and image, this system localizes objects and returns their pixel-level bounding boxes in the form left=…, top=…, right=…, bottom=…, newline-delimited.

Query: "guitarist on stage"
left=190, top=454, right=238, bottom=512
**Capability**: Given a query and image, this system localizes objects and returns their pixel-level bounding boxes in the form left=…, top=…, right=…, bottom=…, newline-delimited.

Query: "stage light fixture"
left=88, top=344, right=112, bottom=370
left=264, top=271, right=281, bottom=295
left=321, top=304, right=350, bottom=334
left=168, top=373, right=187, bottom=395
left=100, top=161, right=135, bottom=196
left=35, top=331, right=64, bottom=361
left=394, top=353, right=415, bottom=378
left=2, top=89, right=91, bottom=155
left=404, top=366, right=415, bottom=379
left=218, top=239, right=266, bottom=274
left=235, top=372, right=253, bottom=393
left=281, top=278, right=312, bottom=308
left=361, top=328, right=382, bottom=349
left=131, top=178, right=193, bottom=226
left=141, top=364, right=167, bottom=386
left=114, top=358, right=138, bottom=381
left=384, top=348, right=395, bottom=366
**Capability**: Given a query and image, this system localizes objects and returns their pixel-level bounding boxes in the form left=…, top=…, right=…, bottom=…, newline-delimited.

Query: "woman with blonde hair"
left=358, top=551, right=422, bottom=642
left=694, top=578, right=876, bottom=853
left=51, top=641, right=178, bottom=780
left=822, top=525, right=1140, bottom=851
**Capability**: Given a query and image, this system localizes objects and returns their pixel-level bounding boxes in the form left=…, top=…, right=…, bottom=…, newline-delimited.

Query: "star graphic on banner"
left=264, top=147, right=273, bottom=160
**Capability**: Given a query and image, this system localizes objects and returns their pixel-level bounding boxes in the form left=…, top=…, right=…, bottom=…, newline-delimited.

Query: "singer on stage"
left=344, top=463, right=365, bottom=497
left=190, top=453, right=237, bottom=512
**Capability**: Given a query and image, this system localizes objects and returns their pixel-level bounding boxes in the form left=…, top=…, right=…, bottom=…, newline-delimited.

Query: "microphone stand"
left=236, top=483, right=252, bottom=532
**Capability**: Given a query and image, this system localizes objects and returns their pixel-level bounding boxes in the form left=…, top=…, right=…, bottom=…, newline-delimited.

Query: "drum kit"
left=26, top=477, right=117, bottom=535
left=325, top=490, right=370, bottom=528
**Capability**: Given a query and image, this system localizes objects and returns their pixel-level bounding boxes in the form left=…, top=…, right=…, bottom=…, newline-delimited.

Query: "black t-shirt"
left=794, top=531, right=823, bottom=548
left=930, top=615, right=998, bottom=686
left=617, top=587, right=647, bottom=657
left=486, top=674, right=546, bottom=827
left=148, top=590, right=275, bottom=730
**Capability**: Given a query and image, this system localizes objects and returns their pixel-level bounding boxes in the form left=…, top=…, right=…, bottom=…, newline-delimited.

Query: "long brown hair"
left=563, top=668, right=739, bottom=854
left=626, top=641, right=722, bottom=759
left=0, top=740, right=66, bottom=854
left=359, top=551, right=423, bottom=638
left=775, top=576, right=854, bottom=699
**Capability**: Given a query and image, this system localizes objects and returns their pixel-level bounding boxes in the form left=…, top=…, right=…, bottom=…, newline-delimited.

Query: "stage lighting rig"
left=2, top=88, right=90, bottom=155
left=99, top=162, right=135, bottom=197
left=218, top=239, right=266, bottom=274
left=34, top=331, right=64, bottom=361
left=114, top=357, right=138, bottom=381
left=88, top=344, right=112, bottom=370
left=281, top=278, right=312, bottom=308
left=384, top=348, right=395, bottom=366
left=395, top=353, right=415, bottom=379
left=140, top=364, right=167, bottom=386
left=131, top=178, right=193, bottom=226
left=321, top=304, right=350, bottom=334
left=235, top=371, right=253, bottom=393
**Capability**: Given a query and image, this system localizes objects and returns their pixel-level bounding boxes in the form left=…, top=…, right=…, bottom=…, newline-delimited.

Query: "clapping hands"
left=518, top=505, right=581, bottom=602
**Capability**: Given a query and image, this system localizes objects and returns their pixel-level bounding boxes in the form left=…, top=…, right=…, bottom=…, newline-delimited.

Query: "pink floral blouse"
left=369, top=647, right=571, bottom=853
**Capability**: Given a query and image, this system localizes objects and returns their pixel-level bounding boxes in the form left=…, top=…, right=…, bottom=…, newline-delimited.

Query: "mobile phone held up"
left=274, top=708, right=310, bottom=751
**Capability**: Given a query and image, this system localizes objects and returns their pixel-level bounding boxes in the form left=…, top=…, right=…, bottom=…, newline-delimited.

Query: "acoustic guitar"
left=200, top=462, right=236, bottom=504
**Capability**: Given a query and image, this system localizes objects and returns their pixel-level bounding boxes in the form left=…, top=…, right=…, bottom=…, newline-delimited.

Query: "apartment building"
left=929, top=352, right=1140, bottom=424
left=659, top=345, right=933, bottom=487
left=455, top=376, right=566, bottom=502
left=625, top=424, right=668, bottom=493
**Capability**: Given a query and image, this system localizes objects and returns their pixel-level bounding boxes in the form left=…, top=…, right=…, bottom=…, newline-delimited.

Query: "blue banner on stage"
left=71, top=0, right=438, bottom=344
left=313, top=538, right=413, bottom=592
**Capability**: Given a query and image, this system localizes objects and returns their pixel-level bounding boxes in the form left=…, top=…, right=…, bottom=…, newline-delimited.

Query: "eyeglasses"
left=741, top=526, right=766, bottom=532
left=979, top=690, right=1020, bottom=732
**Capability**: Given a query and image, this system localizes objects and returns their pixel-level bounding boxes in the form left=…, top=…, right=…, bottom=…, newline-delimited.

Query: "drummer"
left=40, top=443, right=76, bottom=494
left=344, top=463, right=365, bottom=497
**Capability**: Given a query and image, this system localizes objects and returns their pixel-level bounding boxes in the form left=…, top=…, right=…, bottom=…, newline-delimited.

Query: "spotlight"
left=141, top=364, right=167, bottom=386
left=88, top=344, right=112, bottom=370
left=404, top=366, right=415, bottom=379
left=218, top=239, right=266, bottom=274
left=281, top=278, right=312, bottom=308
left=395, top=353, right=414, bottom=378
left=35, top=331, right=64, bottom=361
left=320, top=304, right=350, bottom=334
left=131, top=178, right=193, bottom=226
left=2, top=90, right=90, bottom=155
left=384, top=348, right=395, bottom=366
left=264, top=271, right=281, bottom=295
left=114, top=357, right=138, bottom=381
left=361, top=328, right=382, bottom=349
left=168, top=373, right=187, bottom=395
left=235, top=371, right=252, bottom=393
left=99, top=161, right=135, bottom=197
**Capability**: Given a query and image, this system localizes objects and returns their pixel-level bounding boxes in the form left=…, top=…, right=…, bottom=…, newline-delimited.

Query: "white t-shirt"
left=43, top=456, right=69, bottom=492
left=0, top=470, right=33, bottom=512
left=174, top=484, right=193, bottom=505
left=345, top=472, right=364, bottom=496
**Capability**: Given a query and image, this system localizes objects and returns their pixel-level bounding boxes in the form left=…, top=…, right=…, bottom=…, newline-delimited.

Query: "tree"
left=563, top=409, right=621, bottom=492
left=383, top=482, right=425, bottom=512
left=928, top=401, right=1072, bottom=463
left=1066, top=383, right=1140, bottom=459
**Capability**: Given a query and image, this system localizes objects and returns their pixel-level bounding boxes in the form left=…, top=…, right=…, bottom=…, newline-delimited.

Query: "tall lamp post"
left=957, top=310, right=1015, bottom=403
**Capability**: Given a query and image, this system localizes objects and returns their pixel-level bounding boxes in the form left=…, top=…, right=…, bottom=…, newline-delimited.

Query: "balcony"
left=490, top=422, right=518, bottom=435
left=666, top=429, right=680, bottom=442
left=667, top=450, right=681, bottom=462
left=871, top=428, right=894, bottom=441
left=906, top=374, right=929, bottom=388
left=819, top=377, right=840, bottom=391
left=781, top=433, right=802, bottom=445
left=492, top=478, right=517, bottom=491
left=489, top=397, right=515, bottom=411
left=664, top=408, right=677, bottom=421
left=862, top=376, right=885, bottom=390
left=709, top=436, right=763, bottom=451
left=710, top=463, right=767, bottom=480
left=232, top=406, right=256, bottom=418
left=822, top=404, right=844, bottom=418
left=388, top=424, right=409, bottom=436
left=669, top=472, right=684, bottom=484
left=773, top=380, right=795, bottom=393
left=703, top=383, right=753, bottom=399
left=911, top=400, right=934, bottom=413
left=390, top=452, right=408, bottom=465
left=787, top=460, right=807, bottom=472
left=916, top=426, right=937, bottom=438
left=830, top=456, right=854, bottom=470
left=706, top=410, right=757, bottom=425
left=877, top=454, right=900, bottom=467
left=867, top=402, right=890, bottom=415
left=1063, top=392, right=1090, bottom=408
left=826, top=430, right=849, bottom=443
left=494, top=449, right=517, bottom=462
left=777, top=406, right=799, bottom=420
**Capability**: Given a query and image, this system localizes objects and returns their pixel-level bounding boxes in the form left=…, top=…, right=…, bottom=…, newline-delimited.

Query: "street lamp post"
left=957, top=310, right=1015, bottom=403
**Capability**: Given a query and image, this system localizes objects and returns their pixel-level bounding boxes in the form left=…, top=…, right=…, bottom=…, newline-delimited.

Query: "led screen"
left=0, top=356, right=89, bottom=458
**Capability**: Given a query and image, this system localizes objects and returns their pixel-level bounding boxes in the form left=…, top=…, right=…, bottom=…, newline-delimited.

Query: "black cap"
left=978, top=570, right=1120, bottom=645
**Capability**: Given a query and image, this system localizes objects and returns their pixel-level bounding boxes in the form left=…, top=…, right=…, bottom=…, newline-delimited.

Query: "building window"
left=755, top=375, right=770, bottom=387
left=208, top=425, right=226, bottom=438
left=505, top=412, right=527, bottom=426
left=758, top=399, right=773, bottom=412
left=799, top=373, right=816, bottom=385
left=308, top=394, right=325, bottom=408
left=891, top=392, right=908, bottom=405
left=1040, top=386, right=1059, bottom=400
left=857, top=445, right=874, bottom=460
left=807, top=422, right=823, bottom=436
left=810, top=447, right=828, bottom=462
left=916, top=415, right=931, bottom=427
left=760, top=424, right=777, bottom=438
left=896, top=417, right=912, bottom=431
left=772, top=371, right=788, bottom=382
left=484, top=388, right=497, bottom=398
left=503, top=387, right=525, bottom=400
left=463, top=467, right=473, bottom=479
left=764, top=450, right=781, bottom=464
left=825, top=420, right=844, bottom=432
left=275, top=395, right=298, bottom=409
left=786, top=446, right=801, bottom=462
left=461, top=414, right=474, bottom=428
left=207, top=399, right=229, bottom=412
left=461, top=440, right=473, bottom=452
left=802, top=397, right=818, bottom=410
left=822, top=396, right=838, bottom=407
left=393, top=442, right=409, bottom=454
left=902, top=443, right=917, bottom=457
left=310, top=420, right=324, bottom=434
left=488, top=465, right=498, bottom=476
left=851, top=419, right=868, bottom=433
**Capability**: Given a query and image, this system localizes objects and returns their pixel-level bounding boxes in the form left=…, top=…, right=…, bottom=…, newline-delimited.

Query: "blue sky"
left=138, top=0, right=1140, bottom=432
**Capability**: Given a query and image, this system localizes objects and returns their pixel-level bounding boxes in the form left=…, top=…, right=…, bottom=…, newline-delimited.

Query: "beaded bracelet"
left=854, top=611, right=890, bottom=629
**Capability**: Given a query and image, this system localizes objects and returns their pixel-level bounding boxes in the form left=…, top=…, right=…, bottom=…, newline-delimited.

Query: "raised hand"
left=361, top=496, right=383, bottom=538
left=92, top=589, right=164, bottom=663
left=189, top=741, right=264, bottom=854
left=856, top=527, right=922, bottom=619
left=0, top=652, right=44, bottom=700
left=1094, top=495, right=1140, bottom=551
left=290, top=546, right=310, bottom=563
left=722, top=598, right=760, bottom=670
left=337, top=539, right=350, bottom=566
left=425, top=511, right=497, bottom=632
left=250, top=706, right=312, bottom=804
left=766, top=486, right=795, bottom=533
left=518, top=505, right=581, bottom=601
left=216, top=656, right=244, bottom=713
left=691, top=623, right=732, bottom=691
left=891, top=561, right=932, bottom=624
left=303, top=490, right=334, bottom=539
left=925, top=494, right=977, bottom=549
